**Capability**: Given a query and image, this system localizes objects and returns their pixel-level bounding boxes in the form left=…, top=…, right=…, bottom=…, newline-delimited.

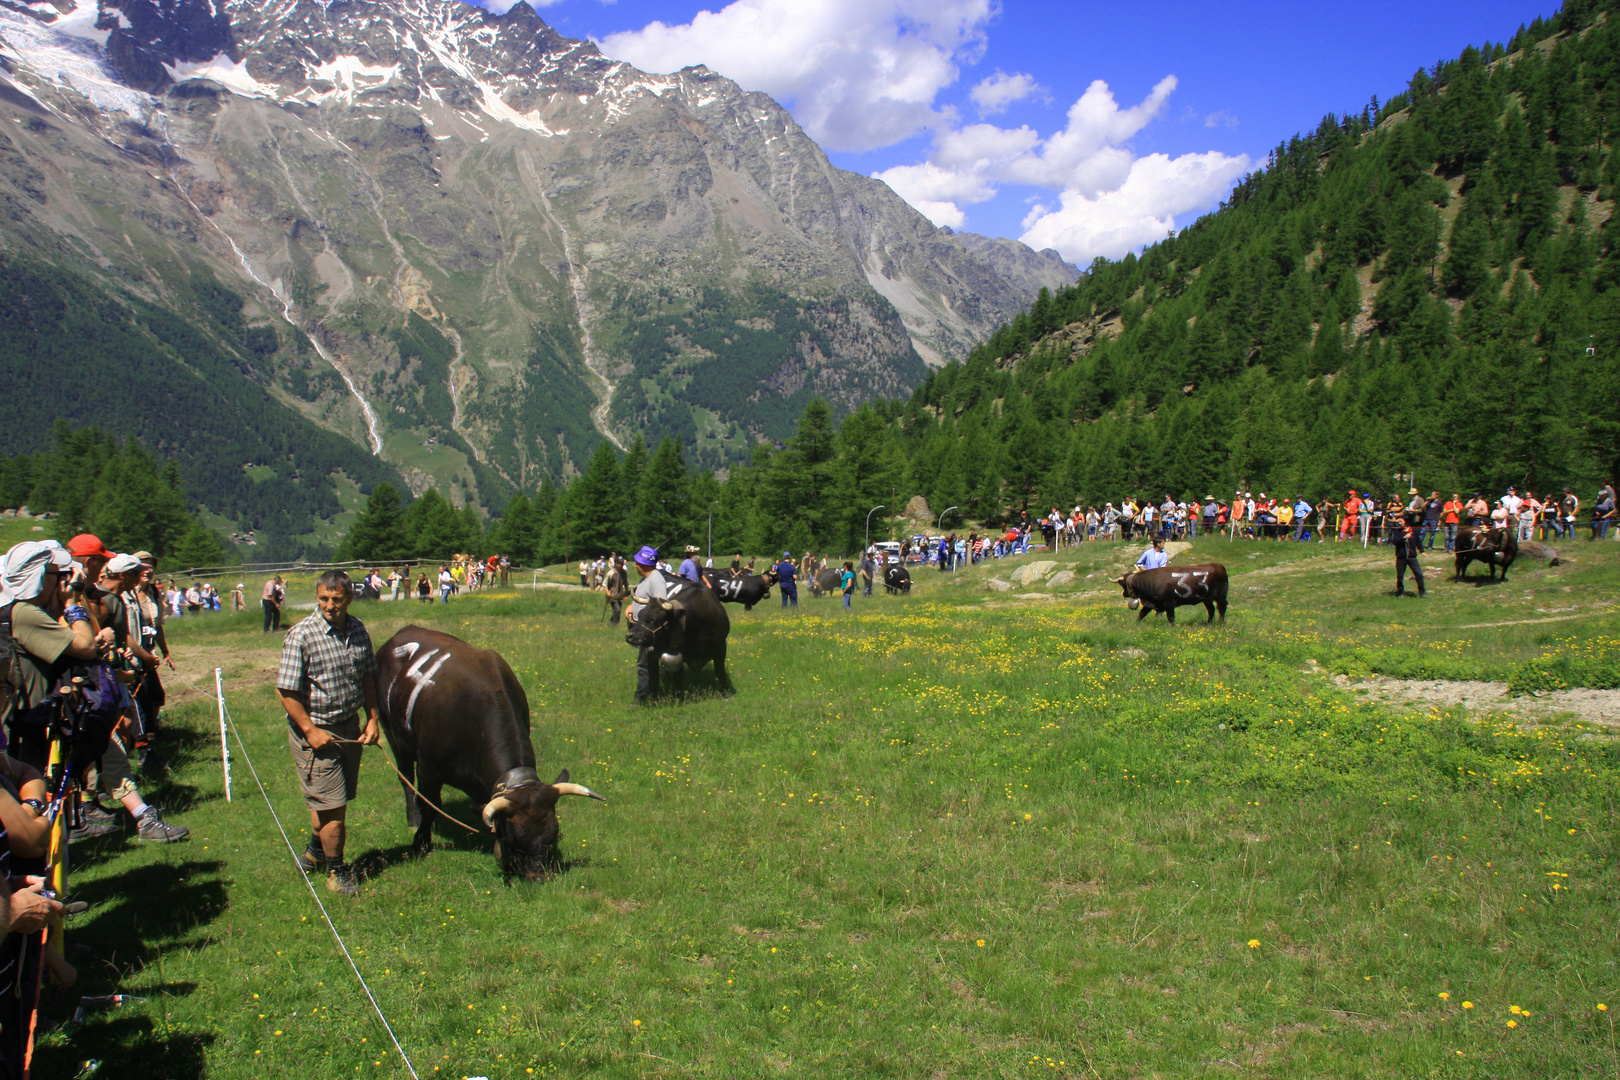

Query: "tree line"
left=382, top=1, right=1620, bottom=566
left=1, top=422, right=233, bottom=570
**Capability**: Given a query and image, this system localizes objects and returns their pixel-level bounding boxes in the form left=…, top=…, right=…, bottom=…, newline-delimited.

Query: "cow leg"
left=397, top=754, right=422, bottom=830
left=1165, top=607, right=1176, bottom=625
left=412, top=767, right=441, bottom=854
left=1216, top=597, right=1227, bottom=624
left=1136, top=606, right=1151, bottom=622
left=1204, top=600, right=1215, bottom=623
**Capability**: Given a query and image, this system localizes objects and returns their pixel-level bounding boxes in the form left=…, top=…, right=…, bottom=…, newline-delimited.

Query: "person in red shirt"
left=1340, top=491, right=1361, bottom=540
left=1442, top=493, right=1463, bottom=551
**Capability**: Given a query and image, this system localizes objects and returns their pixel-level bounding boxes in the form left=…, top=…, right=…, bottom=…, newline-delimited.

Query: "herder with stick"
left=274, top=570, right=380, bottom=895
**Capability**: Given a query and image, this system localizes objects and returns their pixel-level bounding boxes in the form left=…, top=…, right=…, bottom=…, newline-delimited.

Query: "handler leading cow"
left=1116, top=538, right=1229, bottom=624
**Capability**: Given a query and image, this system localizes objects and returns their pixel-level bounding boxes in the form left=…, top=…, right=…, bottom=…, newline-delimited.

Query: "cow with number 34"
left=1114, top=564, right=1230, bottom=625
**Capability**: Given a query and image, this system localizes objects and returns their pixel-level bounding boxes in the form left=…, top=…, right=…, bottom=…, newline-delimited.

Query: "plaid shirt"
left=276, top=612, right=377, bottom=726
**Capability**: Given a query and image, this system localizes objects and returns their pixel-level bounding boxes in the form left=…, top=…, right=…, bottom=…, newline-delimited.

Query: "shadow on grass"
left=34, top=1014, right=214, bottom=1079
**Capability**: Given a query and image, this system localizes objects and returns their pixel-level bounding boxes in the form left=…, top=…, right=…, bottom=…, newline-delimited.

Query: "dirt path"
left=1333, top=673, right=1620, bottom=727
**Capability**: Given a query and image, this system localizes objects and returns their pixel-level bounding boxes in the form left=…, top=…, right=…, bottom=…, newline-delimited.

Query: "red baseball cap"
left=66, top=533, right=111, bottom=559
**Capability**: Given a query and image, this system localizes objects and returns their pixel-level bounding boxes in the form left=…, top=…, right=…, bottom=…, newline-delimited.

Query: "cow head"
left=481, top=769, right=607, bottom=881
left=626, top=596, right=682, bottom=650
left=1115, top=573, right=1142, bottom=609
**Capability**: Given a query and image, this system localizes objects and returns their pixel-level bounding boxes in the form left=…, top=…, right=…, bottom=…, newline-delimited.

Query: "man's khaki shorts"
left=288, top=716, right=362, bottom=812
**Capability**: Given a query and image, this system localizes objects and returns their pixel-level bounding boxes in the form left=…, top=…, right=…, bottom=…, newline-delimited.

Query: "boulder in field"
left=1047, top=570, right=1075, bottom=587
left=986, top=578, right=1014, bottom=592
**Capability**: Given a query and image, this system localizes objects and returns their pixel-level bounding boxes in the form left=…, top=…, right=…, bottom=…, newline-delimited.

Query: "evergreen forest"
left=13, top=2, right=1620, bottom=569
left=423, top=0, right=1620, bottom=565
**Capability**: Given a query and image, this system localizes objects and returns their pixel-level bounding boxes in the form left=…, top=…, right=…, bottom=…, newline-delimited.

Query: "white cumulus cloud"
left=597, top=0, right=994, bottom=152
left=969, top=69, right=1043, bottom=115
left=876, top=76, right=1250, bottom=262
left=1020, top=150, right=1250, bottom=264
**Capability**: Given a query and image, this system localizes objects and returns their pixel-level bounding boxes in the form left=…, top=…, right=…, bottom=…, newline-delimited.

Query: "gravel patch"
left=1333, top=673, right=1620, bottom=727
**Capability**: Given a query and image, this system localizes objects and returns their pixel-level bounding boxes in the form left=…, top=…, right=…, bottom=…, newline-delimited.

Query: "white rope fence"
left=172, top=668, right=420, bottom=1079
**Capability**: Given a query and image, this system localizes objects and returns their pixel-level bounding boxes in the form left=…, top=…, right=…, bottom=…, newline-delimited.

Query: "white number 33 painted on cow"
left=1170, top=570, right=1210, bottom=597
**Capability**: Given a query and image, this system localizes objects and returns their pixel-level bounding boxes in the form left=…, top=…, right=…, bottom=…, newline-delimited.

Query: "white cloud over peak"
left=969, top=69, right=1043, bottom=115
left=597, top=0, right=994, bottom=152
left=592, top=0, right=1247, bottom=264
left=876, top=76, right=1250, bottom=264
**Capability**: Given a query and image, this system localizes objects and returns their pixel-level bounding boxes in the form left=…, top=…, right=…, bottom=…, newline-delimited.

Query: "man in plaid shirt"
left=274, top=570, right=380, bottom=895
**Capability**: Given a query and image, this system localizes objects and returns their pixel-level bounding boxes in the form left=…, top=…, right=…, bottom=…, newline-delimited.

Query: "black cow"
left=1453, top=526, right=1518, bottom=582
left=884, top=565, right=912, bottom=595
left=700, top=567, right=775, bottom=611
left=376, top=626, right=605, bottom=879
left=809, top=568, right=842, bottom=597
left=1115, top=564, right=1229, bottom=624
left=625, top=581, right=734, bottom=696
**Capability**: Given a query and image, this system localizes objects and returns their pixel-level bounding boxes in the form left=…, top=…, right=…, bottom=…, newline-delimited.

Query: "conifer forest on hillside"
left=6, top=2, right=1620, bottom=564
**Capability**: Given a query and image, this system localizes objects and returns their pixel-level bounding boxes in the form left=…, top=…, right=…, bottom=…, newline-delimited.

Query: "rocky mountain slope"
left=0, top=0, right=1075, bottom=524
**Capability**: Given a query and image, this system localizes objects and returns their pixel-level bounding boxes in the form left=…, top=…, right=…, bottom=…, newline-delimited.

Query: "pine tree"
left=340, top=482, right=410, bottom=562
left=568, top=442, right=625, bottom=556
left=634, top=438, right=692, bottom=551
left=404, top=488, right=465, bottom=559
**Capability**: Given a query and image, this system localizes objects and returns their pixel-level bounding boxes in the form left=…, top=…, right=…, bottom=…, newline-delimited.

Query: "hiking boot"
left=136, top=806, right=189, bottom=843
left=297, top=843, right=328, bottom=874
left=69, top=818, right=119, bottom=841
left=327, top=862, right=359, bottom=895
left=81, top=802, right=118, bottom=826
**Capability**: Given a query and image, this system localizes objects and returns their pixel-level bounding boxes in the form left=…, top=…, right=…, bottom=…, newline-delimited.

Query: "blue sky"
left=484, top=0, right=1562, bottom=263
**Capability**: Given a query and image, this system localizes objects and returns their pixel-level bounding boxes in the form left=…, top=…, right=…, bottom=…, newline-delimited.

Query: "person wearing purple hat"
left=629, top=546, right=671, bottom=703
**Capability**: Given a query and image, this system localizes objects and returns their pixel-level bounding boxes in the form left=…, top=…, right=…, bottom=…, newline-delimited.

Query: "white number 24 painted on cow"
left=1170, top=570, right=1210, bottom=597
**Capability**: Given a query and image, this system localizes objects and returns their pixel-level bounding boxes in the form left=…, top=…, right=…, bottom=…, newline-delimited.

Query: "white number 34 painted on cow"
left=1170, top=570, right=1210, bottom=597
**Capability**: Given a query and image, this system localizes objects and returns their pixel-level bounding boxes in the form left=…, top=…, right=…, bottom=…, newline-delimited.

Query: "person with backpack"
left=86, top=555, right=189, bottom=843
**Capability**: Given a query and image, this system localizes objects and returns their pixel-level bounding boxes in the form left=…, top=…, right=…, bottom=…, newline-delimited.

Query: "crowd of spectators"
left=0, top=534, right=193, bottom=1073
left=889, top=481, right=1617, bottom=572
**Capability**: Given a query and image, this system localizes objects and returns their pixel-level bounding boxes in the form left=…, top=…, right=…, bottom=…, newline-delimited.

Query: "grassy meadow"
left=33, top=534, right=1620, bottom=1078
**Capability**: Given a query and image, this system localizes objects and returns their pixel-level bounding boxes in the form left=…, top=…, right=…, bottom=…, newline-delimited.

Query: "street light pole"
left=865, top=504, right=886, bottom=551
left=707, top=500, right=720, bottom=563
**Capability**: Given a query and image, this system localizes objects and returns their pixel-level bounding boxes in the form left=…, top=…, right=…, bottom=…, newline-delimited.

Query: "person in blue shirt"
left=1136, top=537, right=1169, bottom=570
left=677, top=546, right=703, bottom=584
left=1292, top=498, right=1313, bottom=541
left=936, top=535, right=949, bottom=572
left=840, top=561, right=855, bottom=610
left=774, top=551, right=798, bottom=607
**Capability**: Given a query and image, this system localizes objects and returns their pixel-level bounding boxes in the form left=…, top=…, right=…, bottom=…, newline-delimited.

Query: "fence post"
left=216, top=667, right=232, bottom=802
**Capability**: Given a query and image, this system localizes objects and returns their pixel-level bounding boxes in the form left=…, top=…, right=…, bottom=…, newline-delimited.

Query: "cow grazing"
left=375, top=626, right=605, bottom=879
left=884, top=565, right=912, bottom=595
left=625, top=581, right=735, bottom=696
left=700, top=567, right=775, bottom=611
left=1453, top=526, right=1518, bottom=582
left=809, top=568, right=842, bottom=598
left=1115, top=564, right=1229, bottom=624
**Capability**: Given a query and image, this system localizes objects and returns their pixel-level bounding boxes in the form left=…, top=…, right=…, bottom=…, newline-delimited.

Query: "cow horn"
left=482, top=795, right=514, bottom=831
left=554, top=782, right=607, bottom=803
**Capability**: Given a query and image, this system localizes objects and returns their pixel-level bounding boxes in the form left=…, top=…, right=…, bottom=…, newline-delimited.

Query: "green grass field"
left=33, top=535, right=1620, bottom=1078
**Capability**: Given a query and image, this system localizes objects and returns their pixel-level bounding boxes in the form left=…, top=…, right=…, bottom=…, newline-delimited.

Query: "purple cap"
left=634, top=546, right=658, bottom=567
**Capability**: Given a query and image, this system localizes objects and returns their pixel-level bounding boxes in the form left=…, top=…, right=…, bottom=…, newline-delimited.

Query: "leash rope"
left=169, top=668, right=422, bottom=1079
left=326, top=736, right=481, bottom=835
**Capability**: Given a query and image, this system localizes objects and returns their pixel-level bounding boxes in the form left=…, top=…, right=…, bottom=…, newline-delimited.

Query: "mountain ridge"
left=0, top=0, right=1075, bottom=536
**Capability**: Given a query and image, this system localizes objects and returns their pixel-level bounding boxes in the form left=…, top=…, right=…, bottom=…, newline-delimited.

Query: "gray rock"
left=1046, top=570, right=1075, bottom=587
left=986, top=578, right=1014, bottom=593
left=1010, top=560, right=1058, bottom=585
